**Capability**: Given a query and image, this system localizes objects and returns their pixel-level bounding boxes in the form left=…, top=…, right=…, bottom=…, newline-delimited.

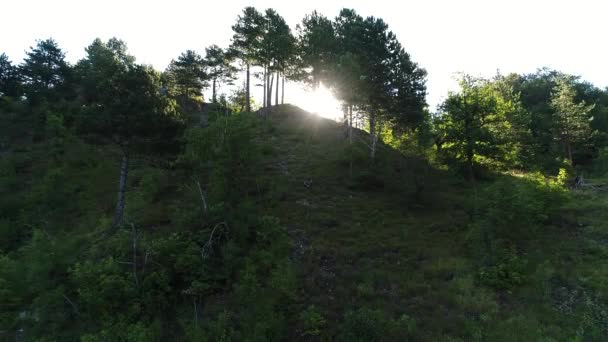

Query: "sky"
left=3, top=0, right=608, bottom=113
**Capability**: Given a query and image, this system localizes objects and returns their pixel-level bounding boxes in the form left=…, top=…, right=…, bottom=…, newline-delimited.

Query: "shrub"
left=299, top=305, right=326, bottom=337
left=477, top=248, right=527, bottom=290
left=337, top=308, right=416, bottom=341
left=592, top=147, right=608, bottom=176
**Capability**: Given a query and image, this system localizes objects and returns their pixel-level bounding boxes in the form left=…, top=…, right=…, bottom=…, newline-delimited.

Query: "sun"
left=291, top=83, right=342, bottom=120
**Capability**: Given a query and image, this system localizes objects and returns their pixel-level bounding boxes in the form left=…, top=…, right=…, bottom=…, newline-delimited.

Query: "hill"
left=1, top=105, right=607, bottom=341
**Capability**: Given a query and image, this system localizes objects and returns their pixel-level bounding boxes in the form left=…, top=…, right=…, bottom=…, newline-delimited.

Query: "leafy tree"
left=204, top=45, right=237, bottom=103
left=550, top=77, right=595, bottom=165
left=439, top=75, right=514, bottom=178
left=77, top=38, right=184, bottom=228
left=0, top=53, right=21, bottom=98
left=230, top=6, right=264, bottom=112
left=165, top=50, right=207, bottom=99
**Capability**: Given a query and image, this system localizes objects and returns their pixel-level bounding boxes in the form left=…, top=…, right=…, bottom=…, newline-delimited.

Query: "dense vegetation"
left=1, top=6, right=608, bottom=341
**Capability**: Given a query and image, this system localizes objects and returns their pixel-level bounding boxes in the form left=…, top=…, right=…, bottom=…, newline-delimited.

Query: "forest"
left=1, top=6, right=608, bottom=341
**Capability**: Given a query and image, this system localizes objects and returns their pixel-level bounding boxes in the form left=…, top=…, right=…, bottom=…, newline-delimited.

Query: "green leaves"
left=20, top=38, right=70, bottom=104
left=551, top=77, right=596, bottom=164
left=77, top=38, right=184, bottom=154
left=297, top=11, right=336, bottom=87
left=165, top=50, right=207, bottom=99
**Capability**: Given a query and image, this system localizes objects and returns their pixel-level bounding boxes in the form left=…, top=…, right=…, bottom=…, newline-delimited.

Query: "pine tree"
left=165, top=50, right=207, bottom=99
left=551, top=78, right=595, bottom=165
left=0, top=53, right=21, bottom=98
left=204, top=45, right=237, bottom=103
left=20, top=38, right=71, bottom=105
left=297, top=11, right=336, bottom=90
left=77, top=38, right=184, bottom=228
left=230, top=7, right=264, bottom=112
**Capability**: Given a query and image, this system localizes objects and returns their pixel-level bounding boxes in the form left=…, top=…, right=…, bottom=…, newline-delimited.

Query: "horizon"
left=3, top=0, right=608, bottom=111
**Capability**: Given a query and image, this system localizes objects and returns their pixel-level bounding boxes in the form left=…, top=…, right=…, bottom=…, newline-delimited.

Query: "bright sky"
left=3, top=0, right=608, bottom=114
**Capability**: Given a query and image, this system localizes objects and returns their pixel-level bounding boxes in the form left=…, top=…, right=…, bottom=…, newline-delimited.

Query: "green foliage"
left=3, top=8, right=608, bottom=342
left=592, top=147, right=608, bottom=176
left=205, top=45, right=237, bottom=103
left=0, top=53, right=21, bottom=97
left=299, top=305, right=327, bottom=337
left=478, top=248, right=527, bottom=290
left=337, top=308, right=416, bottom=342
left=77, top=38, right=184, bottom=154
left=466, top=174, right=569, bottom=292
left=551, top=77, right=596, bottom=164
left=19, top=38, right=71, bottom=106
left=164, top=49, right=208, bottom=99
left=296, top=10, right=336, bottom=87
left=472, top=174, right=567, bottom=244
left=438, top=74, right=524, bottom=176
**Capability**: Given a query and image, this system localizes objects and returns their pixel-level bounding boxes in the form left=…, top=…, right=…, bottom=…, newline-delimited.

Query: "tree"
left=204, top=45, right=237, bottom=103
left=165, top=50, right=207, bottom=99
left=257, top=8, right=295, bottom=108
left=19, top=38, right=71, bottom=105
left=551, top=77, right=595, bottom=165
left=332, top=52, right=364, bottom=143
left=297, top=11, right=336, bottom=90
left=270, top=11, right=296, bottom=106
left=331, top=10, right=427, bottom=158
left=230, top=6, right=264, bottom=112
left=0, top=53, right=21, bottom=98
left=384, top=43, right=427, bottom=132
left=77, top=38, right=184, bottom=228
left=439, top=75, right=513, bottom=178
left=332, top=9, right=372, bottom=151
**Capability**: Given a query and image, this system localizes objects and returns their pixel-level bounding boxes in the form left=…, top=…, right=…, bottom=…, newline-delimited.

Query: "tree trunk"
left=369, top=110, right=377, bottom=159
left=112, top=152, right=129, bottom=229
left=567, top=140, right=573, bottom=165
left=268, top=72, right=274, bottom=108
left=245, top=63, right=251, bottom=113
left=263, top=66, right=267, bottom=108
left=275, top=71, right=279, bottom=106
left=281, top=74, right=285, bottom=105
left=349, top=104, right=353, bottom=144
left=465, top=116, right=474, bottom=180
left=212, top=78, right=217, bottom=103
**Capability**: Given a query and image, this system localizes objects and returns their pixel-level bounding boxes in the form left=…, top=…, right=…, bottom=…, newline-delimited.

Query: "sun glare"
left=292, top=83, right=342, bottom=120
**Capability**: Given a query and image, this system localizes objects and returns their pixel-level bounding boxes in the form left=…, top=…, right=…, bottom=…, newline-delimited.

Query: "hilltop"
left=2, top=104, right=607, bottom=341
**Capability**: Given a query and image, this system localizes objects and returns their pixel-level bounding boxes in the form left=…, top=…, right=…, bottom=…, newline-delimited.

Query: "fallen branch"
left=201, top=222, right=229, bottom=261
left=193, top=178, right=208, bottom=214
left=62, top=294, right=80, bottom=315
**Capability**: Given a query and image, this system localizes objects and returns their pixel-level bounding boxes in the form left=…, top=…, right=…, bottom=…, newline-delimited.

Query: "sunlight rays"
left=291, top=83, right=342, bottom=120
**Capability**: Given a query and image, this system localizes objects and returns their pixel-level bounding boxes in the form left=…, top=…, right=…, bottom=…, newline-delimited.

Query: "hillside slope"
left=1, top=105, right=607, bottom=341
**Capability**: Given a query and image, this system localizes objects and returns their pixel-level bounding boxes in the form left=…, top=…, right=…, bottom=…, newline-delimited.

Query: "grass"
left=244, top=105, right=608, bottom=340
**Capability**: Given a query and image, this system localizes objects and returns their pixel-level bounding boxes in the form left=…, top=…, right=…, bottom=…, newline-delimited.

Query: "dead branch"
left=193, top=178, right=208, bottom=214
left=201, top=222, right=229, bottom=261
left=62, top=294, right=80, bottom=315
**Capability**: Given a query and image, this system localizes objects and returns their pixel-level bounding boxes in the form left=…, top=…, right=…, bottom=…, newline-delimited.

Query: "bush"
left=472, top=174, right=567, bottom=244
left=592, top=147, right=608, bottom=176
left=299, top=305, right=327, bottom=337
left=477, top=248, right=527, bottom=290
left=337, top=308, right=416, bottom=341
